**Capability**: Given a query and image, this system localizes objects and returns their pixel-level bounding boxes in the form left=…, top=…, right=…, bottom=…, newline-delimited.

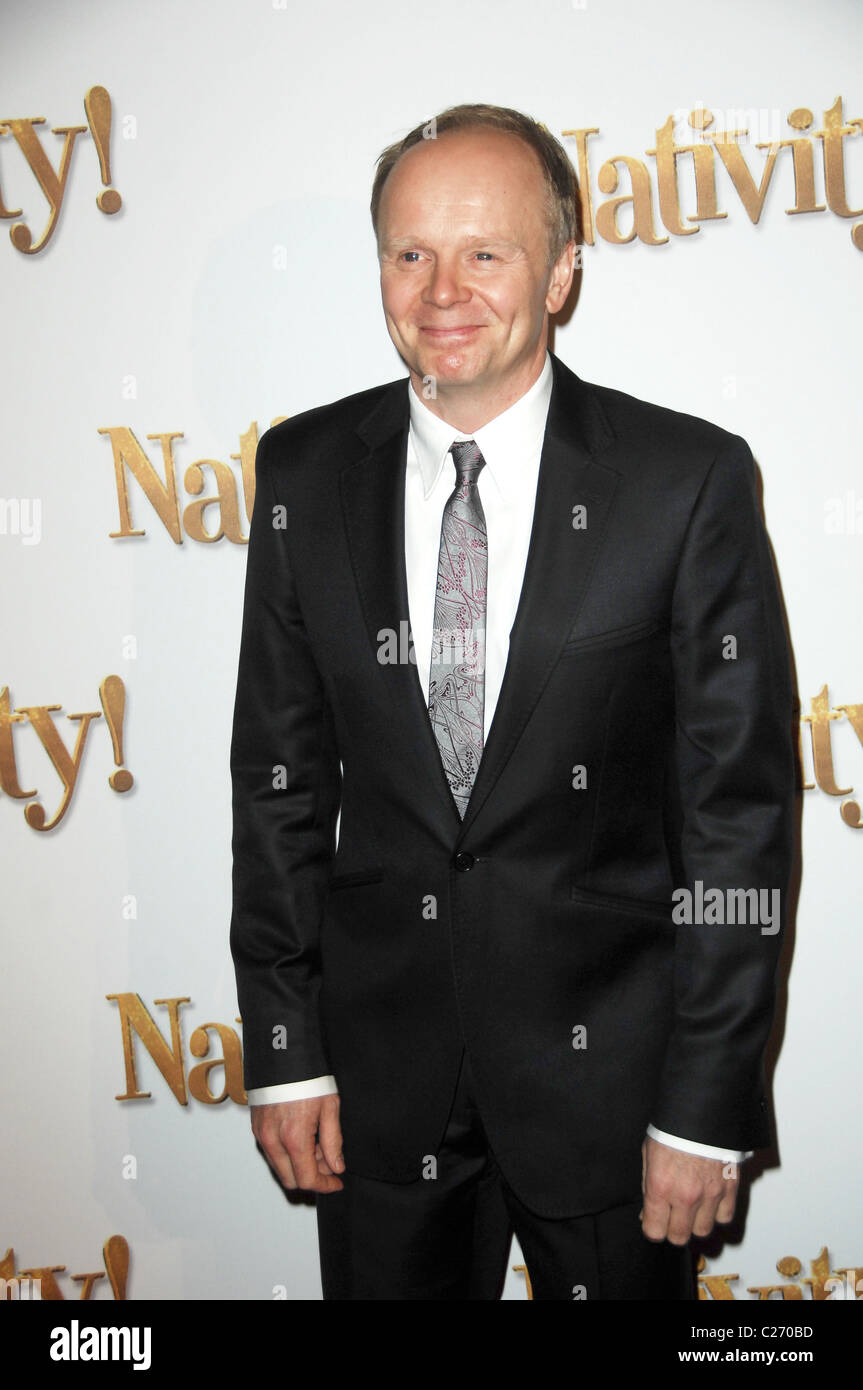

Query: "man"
left=230, top=104, right=795, bottom=1300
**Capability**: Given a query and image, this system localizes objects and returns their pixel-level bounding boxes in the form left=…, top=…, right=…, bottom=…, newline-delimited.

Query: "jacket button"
left=455, top=852, right=475, bottom=872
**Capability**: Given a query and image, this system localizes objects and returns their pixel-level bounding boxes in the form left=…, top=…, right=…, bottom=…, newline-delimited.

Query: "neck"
left=411, top=349, right=548, bottom=434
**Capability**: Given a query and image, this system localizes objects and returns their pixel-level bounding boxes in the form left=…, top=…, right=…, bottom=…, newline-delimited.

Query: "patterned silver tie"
left=428, top=440, right=488, bottom=819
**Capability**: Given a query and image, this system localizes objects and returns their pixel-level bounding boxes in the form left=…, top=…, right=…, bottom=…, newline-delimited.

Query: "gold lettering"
left=15, top=704, right=102, bottom=831
left=98, top=428, right=183, bottom=543
left=560, top=128, right=599, bottom=247
left=646, top=115, right=714, bottom=235
left=103, top=1234, right=129, bottom=1300
left=0, top=116, right=87, bottom=253
left=106, top=993, right=191, bottom=1104
left=747, top=1282, right=803, bottom=1299
left=595, top=155, right=667, bottom=245
left=800, top=1245, right=833, bottom=1300
left=781, top=109, right=827, bottom=216
left=182, top=459, right=247, bottom=544
left=70, top=1271, right=105, bottom=1299
left=707, top=123, right=781, bottom=223
left=803, top=685, right=852, bottom=796
left=0, top=687, right=36, bottom=798
left=187, top=1022, right=248, bottom=1104
left=697, top=1267, right=739, bottom=1300
left=814, top=97, right=863, bottom=218
left=16, top=1264, right=66, bottom=1299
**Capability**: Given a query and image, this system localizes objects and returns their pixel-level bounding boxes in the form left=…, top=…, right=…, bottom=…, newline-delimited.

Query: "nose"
left=422, top=255, right=469, bottom=308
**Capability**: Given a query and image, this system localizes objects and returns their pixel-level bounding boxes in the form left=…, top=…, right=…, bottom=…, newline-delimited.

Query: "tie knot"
left=450, top=439, right=485, bottom=484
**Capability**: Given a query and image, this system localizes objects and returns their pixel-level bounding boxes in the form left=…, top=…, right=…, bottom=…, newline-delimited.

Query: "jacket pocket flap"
left=560, top=618, right=665, bottom=657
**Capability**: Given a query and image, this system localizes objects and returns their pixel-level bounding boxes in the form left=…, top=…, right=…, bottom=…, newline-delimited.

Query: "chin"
left=396, top=336, right=482, bottom=383
left=421, top=352, right=486, bottom=385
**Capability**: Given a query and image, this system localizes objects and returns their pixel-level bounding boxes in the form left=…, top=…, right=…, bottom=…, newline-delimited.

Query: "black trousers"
left=316, top=1049, right=697, bottom=1301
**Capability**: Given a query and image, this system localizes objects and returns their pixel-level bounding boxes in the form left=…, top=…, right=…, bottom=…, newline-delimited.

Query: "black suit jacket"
left=230, top=352, right=795, bottom=1218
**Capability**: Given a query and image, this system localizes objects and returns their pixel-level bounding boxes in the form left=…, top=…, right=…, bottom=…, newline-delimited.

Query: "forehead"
left=379, top=128, right=548, bottom=219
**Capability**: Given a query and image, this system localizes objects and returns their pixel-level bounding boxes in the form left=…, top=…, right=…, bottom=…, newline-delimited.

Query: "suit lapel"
left=340, top=382, right=462, bottom=831
left=459, top=355, right=620, bottom=838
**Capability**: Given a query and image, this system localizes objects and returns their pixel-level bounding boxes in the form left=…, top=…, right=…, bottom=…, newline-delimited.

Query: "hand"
left=251, top=1093, right=345, bottom=1194
left=640, top=1135, right=738, bottom=1244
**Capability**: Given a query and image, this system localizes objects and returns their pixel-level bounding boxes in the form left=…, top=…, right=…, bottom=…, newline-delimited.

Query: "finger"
left=253, top=1124, right=299, bottom=1190
left=640, top=1189, right=671, bottom=1243
left=314, top=1141, right=335, bottom=1177
left=665, top=1193, right=700, bottom=1245
left=318, top=1097, right=345, bottom=1175
left=715, top=1182, right=738, bottom=1224
left=286, top=1122, right=343, bottom=1194
left=690, top=1192, right=722, bottom=1239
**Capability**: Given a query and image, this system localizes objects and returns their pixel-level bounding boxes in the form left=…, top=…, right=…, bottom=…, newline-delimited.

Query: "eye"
left=474, top=251, right=494, bottom=261
left=400, top=251, right=421, bottom=263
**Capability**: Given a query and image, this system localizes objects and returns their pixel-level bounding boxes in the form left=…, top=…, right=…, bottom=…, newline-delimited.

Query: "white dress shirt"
left=247, top=352, right=751, bottom=1165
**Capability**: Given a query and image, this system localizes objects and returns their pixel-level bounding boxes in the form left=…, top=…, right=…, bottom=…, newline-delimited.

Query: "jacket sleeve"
left=651, top=435, right=796, bottom=1151
left=229, top=427, right=342, bottom=1090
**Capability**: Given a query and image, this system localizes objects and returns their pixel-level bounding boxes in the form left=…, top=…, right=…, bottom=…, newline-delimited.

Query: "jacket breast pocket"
left=559, top=618, right=665, bottom=658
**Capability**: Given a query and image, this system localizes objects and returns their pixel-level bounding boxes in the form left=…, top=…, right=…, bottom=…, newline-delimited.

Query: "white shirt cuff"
left=646, top=1124, right=752, bottom=1163
left=246, top=1075, right=338, bottom=1106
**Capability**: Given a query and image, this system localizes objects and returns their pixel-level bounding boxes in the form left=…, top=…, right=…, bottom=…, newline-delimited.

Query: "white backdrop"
left=2, top=0, right=861, bottom=1301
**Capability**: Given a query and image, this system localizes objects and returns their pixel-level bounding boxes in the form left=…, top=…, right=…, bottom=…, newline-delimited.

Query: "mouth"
left=418, top=325, right=483, bottom=341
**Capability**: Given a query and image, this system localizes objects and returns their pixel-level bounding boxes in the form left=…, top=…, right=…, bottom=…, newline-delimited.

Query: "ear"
left=546, top=240, right=577, bottom=314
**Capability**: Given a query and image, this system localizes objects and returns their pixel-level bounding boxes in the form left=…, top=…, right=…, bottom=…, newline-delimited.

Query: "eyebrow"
left=381, top=235, right=524, bottom=254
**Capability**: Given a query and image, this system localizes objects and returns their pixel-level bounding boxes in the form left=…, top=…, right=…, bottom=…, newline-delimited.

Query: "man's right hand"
left=250, top=1094, right=345, bottom=1193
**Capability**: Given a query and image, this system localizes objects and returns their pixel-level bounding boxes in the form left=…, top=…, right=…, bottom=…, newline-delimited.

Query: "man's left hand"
left=640, top=1136, right=738, bottom=1244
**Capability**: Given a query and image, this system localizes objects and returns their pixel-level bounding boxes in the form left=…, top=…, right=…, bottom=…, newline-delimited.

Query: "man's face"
left=377, top=128, right=574, bottom=417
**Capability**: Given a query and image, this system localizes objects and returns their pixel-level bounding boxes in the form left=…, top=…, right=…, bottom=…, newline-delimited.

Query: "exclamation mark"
left=99, top=675, right=134, bottom=792
left=84, top=85, right=122, bottom=215
left=103, top=1234, right=130, bottom=1301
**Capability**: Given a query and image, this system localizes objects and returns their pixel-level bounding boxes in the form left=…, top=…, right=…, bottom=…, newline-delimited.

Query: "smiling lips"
left=418, top=325, right=483, bottom=339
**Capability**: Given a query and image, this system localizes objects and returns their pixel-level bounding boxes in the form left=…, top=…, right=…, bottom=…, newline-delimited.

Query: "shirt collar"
left=408, top=351, right=553, bottom=500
